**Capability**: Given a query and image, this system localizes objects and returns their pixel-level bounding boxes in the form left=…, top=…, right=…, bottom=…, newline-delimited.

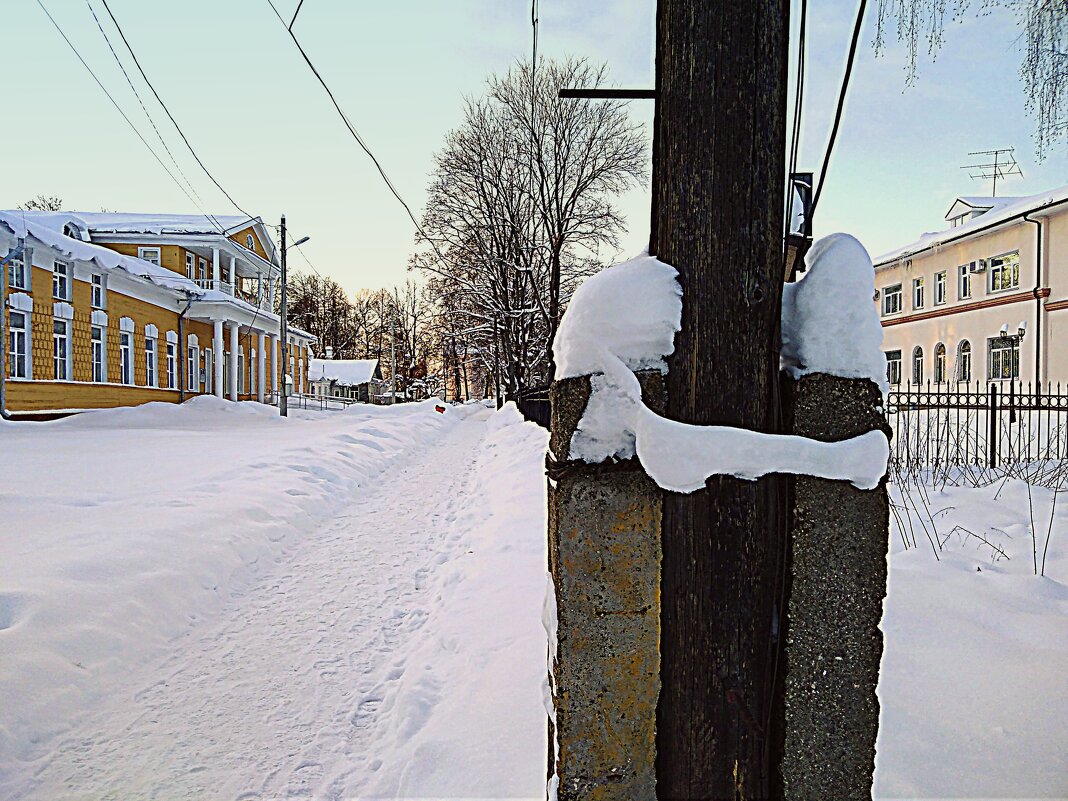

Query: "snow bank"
left=554, top=241, right=889, bottom=490
left=781, top=233, right=888, bottom=394
left=0, top=399, right=454, bottom=768
left=357, top=404, right=548, bottom=798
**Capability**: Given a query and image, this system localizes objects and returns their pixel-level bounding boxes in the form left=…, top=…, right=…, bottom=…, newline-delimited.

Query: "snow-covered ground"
left=1, top=399, right=1065, bottom=799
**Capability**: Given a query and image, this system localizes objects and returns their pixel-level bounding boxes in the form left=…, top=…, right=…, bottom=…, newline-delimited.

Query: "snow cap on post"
left=781, top=233, right=888, bottom=395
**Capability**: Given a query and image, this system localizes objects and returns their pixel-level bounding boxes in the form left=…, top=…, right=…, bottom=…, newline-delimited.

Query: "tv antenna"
left=961, top=148, right=1023, bottom=197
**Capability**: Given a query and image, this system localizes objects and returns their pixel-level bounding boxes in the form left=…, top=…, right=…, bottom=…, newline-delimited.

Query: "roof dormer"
left=944, top=196, right=1021, bottom=228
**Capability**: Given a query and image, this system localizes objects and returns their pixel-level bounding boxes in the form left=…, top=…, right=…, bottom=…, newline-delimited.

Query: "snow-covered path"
left=8, top=408, right=545, bottom=801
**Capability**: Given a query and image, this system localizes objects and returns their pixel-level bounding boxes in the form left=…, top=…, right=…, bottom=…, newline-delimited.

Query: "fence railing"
left=516, top=384, right=551, bottom=428
left=885, top=380, right=1068, bottom=474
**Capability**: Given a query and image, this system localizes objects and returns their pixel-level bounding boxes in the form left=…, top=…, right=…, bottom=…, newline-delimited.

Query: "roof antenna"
left=961, top=148, right=1023, bottom=198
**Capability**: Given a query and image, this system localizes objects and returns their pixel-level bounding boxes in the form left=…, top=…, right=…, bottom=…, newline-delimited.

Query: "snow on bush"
left=552, top=236, right=889, bottom=490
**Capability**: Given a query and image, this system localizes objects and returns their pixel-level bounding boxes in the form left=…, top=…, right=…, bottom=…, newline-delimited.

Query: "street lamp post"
left=278, top=214, right=309, bottom=418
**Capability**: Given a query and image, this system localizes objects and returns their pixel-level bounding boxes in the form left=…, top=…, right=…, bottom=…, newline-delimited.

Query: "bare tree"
left=18, top=195, right=64, bottom=211
left=874, top=0, right=1068, bottom=157
left=415, top=57, right=648, bottom=396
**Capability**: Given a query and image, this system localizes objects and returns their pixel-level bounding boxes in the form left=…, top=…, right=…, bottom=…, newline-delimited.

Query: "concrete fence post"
left=546, top=371, right=665, bottom=801
left=781, top=372, right=891, bottom=799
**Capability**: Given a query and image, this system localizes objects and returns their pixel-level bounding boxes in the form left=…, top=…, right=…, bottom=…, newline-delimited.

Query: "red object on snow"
left=435, top=405, right=446, bottom=414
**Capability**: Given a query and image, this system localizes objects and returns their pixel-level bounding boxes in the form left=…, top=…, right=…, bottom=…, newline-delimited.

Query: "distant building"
left=874, top=186, right=1068, bottom=388
left=1, top=211, right=315, bottom=419
left=307, top=358, right=381, bottom=403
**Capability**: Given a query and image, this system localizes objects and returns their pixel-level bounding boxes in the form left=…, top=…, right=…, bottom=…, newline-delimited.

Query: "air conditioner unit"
left=969, top=259, right=988, bottom=274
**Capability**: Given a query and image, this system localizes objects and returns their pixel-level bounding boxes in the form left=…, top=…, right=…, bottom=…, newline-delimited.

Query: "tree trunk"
left=650, top=1, right=790, bottom=798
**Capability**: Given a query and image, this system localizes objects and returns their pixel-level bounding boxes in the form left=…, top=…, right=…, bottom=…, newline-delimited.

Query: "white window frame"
left=957, top=340, right=972, bottom=382
left=53, top=318, right=70, bottom=380
left=8, top=309, right=28, bottom=379
left=958, top=263, right=973, bottom=299
left=166, top=341, right=177, bottom=389
left=238, top=347, right=245, bottom=394
left=246, top=233, right=255, bottom=250
left=912, top=346, right=924, bottom=384
left=989, top=251, right=1020, bottom=293
left=145, top=334, right=157, bottom=387
left=882, top=284, right=902, bottom=316
left=120, top=331, right=134, bottom=386
left=91, top=325, right=106, bottom=382
left=204, top=348, right=213, bottom=394
left=52, top=260, right=71, bottom=300
left=185, top=252, right=195, bottom=280
left=885, top=350, right=902, bottom=386
left=988, top=335, right=1020, bottom=380
left=934, top=271, right=946, bottom=306
left=250, top=348, right=257, bottom=396
left=912, top=277, right=924, bottom=310
left=91, top=273, right=107, bottom=309
left=7, top=256, right=27, bottom=290
left=138, top=247, right=162, bottom=266
left=934, top=343, right=946, bottom=384
left=198, top=258, right=207, bottom=282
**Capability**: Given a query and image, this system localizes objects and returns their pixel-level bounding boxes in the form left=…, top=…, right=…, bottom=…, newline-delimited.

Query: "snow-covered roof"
left=876, top=183, right=1068, bottom=267
left=17, top=211, right=261, bottom=237
left=944, top=196, right=1019, bottom=221
left=0, top=210, right=203, bottom=294
left=308, top=359, right=379, bottom=386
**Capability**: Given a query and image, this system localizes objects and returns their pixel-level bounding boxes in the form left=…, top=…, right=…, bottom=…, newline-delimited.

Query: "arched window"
left=912, top=346, right=924, bottom=385
left=957, top=340, right=972, bottom=383
left=62, top=223, right=82, bottom=240
left=246, top=233, right=255, bottom=250
left=934, top=343, right=947, bottom=384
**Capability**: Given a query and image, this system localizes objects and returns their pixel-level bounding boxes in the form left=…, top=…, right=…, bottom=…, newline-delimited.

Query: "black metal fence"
left=885, top=381, right=1068, bottom=472
left=515, top=384, right=551, bottom=429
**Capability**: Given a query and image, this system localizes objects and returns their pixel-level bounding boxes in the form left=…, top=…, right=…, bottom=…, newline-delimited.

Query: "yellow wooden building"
left=1, top=210, right=315, bottom=419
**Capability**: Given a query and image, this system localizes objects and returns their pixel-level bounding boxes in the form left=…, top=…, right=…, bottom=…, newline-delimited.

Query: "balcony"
left=194, top=278, right=234, bottom=295
left=194, top=277, right=273, bottom=311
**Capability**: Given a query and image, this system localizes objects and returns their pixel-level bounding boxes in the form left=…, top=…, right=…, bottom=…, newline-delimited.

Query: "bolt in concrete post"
left=546, top=371, right=665, bottom=801
left=781, top=372, right=891, bottom=799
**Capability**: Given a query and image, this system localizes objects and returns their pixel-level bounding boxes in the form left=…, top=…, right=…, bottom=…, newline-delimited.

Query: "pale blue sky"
left=5, top=1, right=1063, bottom=292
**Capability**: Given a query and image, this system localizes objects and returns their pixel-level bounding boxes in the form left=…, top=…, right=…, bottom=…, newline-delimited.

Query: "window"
left=8, top=310, right=28, bottom=379
left=166, top=342, right=177, bottom=389
left=52, top=261, right=70, bottom=300
left=958, top=264, right=973, bottom=299
left=934, top=343, right=946, bottom=383
left=53, top=319, right=69, bottom=380
left=204, top=349, right=213, bottom=394
left=120, top=332, right=133, bottom=385
left=7, top=256, right=26, bottom=290
left=912, top=346, right=924, bottom=384
left=188, top=347, right=199, bottom=391
left=988, top=336, right=1020, bottom=380
left=913, top=277, right=924, bottom=310
left=238, top=349, right=245, bottom=394
left=91, top=274, right=106, bottom=308
left=145, top=334, right=157, bottom=387
left=934, top=271, right=946, bottom=305
left=246, top=233, right=255, bottom=250
left=989, top=252, right=1020, bottom=292
left=882, top=284, right=902, bottom=316
left=250, top=350, right=257, bottom=396
left=185, top=252, right=195, bottom=280
left=91, top=326, right=105, bottom=382
left=885, top=350, right=902, bottom=386
left=138, top=247, right=161, bottom=266
left=198, top=258, right=207, bottom=282
left=958, top=340, right=972, bottom=382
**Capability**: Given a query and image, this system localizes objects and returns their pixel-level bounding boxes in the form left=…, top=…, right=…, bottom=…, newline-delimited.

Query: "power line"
left=83, top=0, right=208, bottom=211
left=811, top=0, right=867, bottom=219
left=263, top=0, right=449, bottom=267
left=35, top=0, right=205, bottom=213
left=97, top=0, right=260, bottom=227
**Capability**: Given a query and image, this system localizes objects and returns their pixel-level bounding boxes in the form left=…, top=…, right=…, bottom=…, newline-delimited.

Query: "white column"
left=270, top=334, right=279, bottom=397
left=229, top=322, right=239, bottom=401
left=212, top=248, right=220, bottom=286
left=213, top=319, right=224, bottom=398
left=257, top=332, right=267, bottom=403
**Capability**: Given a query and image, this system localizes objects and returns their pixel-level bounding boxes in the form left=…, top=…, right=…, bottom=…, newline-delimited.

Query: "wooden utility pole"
left=279, top=214, right=289, bottom=418
left=649, top=2, right=790, bottom=797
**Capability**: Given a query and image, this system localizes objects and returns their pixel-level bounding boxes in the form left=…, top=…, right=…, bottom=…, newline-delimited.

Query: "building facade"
left=2, top=211, right=314, bottom=418
left=874, top=187, right=1068, bottom=389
